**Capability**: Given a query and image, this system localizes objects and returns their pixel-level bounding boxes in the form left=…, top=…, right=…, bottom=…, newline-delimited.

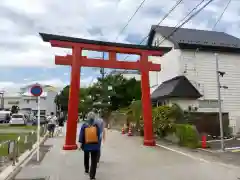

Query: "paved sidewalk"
left=14, top=129, right=240, bottom=180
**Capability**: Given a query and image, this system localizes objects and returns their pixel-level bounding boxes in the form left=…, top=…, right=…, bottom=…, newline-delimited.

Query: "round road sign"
left=30, top=85, right=43, bottom=97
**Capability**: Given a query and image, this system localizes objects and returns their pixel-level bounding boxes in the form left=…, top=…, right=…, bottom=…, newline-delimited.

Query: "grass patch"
left=0, top=125, right=37, bottom=130
left=0, top=132, right=36, bottom=156
left=0, top=126, right=47, bottom=156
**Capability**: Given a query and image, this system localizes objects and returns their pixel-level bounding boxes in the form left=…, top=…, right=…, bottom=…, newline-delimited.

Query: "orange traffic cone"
left=128, top=127, right=133, bottom=136
left=122, top=127, right=125, bottom=134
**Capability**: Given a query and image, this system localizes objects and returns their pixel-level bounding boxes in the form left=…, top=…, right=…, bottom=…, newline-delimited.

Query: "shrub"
left=175, top=124, right=199, bottom=148
left=129, top=100, right=142, bottom=129
left=152, top=106, right=176, bottom=137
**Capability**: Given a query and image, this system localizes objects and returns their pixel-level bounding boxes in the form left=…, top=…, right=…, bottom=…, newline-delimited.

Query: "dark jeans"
left=84, top=150, right=99, bottom=179
left=97, top=150, right=101, bottom=163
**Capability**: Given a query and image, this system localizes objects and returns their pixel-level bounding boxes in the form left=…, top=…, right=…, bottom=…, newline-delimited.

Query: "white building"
left=148, top=25, right=240, bottom=133
left=3, top=84, right=58, bottom=116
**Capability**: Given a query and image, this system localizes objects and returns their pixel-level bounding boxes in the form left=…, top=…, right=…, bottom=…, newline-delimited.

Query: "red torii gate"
left=39, top=33, right=171, bottom=150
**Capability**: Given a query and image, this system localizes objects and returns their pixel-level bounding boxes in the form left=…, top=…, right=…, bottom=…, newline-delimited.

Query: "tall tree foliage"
left=55, top=74, right=141, bottom=113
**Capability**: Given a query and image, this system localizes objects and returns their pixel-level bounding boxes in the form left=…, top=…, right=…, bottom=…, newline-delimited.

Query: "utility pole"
left=0, top=91, right=4, bottom=110
left=215, top=53, right=227, bottom=152
left=100, top=52, right=105, bottom=80
left=100, top=52, right=106, bottom=111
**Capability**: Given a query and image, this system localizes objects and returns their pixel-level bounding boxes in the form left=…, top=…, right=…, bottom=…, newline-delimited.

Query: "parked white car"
left=10, top=113, right=27, bottom=125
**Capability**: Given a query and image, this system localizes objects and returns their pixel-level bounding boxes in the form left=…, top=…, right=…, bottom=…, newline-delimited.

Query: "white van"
left=10, top=113, right=27, bottom=125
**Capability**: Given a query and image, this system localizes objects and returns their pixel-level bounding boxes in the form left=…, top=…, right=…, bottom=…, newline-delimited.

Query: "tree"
left=96, top=74, right=141, bottom=110
left=129, top=100, right=142, bottom=130
left=78, top=87, right=94, bottom=120
left=11, top=105, right=19, bottom=114
left=55, top=74, right=142, bottom=116
left=55, top=85, right=70, bottom=112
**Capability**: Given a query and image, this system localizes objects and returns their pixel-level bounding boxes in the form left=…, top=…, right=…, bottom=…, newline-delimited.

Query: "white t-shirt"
left=48, top=115, right=57, bottom=125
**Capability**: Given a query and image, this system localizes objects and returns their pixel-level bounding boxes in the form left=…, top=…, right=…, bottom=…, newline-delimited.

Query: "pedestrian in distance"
left=79, top=111, right=101, bottom=180
left=47, top=112, right=57, bottom=138
left=57, top=114, right=65, bottom=136
left=94, top=111, right=107, bottom=167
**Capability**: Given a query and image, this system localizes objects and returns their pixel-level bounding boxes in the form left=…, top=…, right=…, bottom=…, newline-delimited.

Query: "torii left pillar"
left=63, top=47, right=81, bottom=150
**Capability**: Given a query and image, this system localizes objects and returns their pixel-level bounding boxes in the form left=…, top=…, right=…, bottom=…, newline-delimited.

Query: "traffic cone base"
left=128, top=127, right=133, bottom=136
left=121, top=127, right=125, bottom=134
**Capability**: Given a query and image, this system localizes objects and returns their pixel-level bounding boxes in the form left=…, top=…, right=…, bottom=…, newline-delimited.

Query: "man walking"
left=79, top=111, right=101, bottom=180
left=47, top=112, right=57, bottom=138
left=57, top=114, right=65, bottom=136
left=94, top=111, right=106, bottom=166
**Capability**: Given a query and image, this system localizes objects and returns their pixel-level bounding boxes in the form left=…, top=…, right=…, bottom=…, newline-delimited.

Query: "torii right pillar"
left=140, top=52, right=155, bottom=146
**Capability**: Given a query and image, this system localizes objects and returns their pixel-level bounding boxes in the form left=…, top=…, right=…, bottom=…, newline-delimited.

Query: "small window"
left=198, top=99, right=220, bottom=108
left=25, top=100, right=30, bottom=104
left=12, top=114, right=23, bottom=118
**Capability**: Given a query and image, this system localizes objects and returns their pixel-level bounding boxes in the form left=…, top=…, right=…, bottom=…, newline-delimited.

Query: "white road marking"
left=156, top=143, right=240, bottom=170
left=156, top=143, right=210, bottom=163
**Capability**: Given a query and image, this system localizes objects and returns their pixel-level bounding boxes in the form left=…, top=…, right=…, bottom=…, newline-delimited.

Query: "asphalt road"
left=14, top=128, right=240, bottom=180
left=208, top=139, right=240, bottom=150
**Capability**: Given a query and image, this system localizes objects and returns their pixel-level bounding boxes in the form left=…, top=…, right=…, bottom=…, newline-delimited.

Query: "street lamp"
left=215, top=53, right=228, bottom=152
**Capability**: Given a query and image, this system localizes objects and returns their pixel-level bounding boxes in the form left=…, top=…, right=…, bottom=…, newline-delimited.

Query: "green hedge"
left=175, top=124, right=200, bottom=148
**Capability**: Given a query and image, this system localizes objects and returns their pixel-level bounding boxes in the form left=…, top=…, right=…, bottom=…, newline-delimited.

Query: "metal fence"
left=0, top=125, right=48, bottom=168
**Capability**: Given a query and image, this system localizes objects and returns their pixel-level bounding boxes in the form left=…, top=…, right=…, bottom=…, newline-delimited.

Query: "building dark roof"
left=39, top=33, right=172, bottom=53
left=151, top=75, right=202, bottom=101
left=147, top=25, right=240, bottom=53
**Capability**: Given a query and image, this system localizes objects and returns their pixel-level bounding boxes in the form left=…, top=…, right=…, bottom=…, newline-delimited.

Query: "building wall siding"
left=149, top=33, right=181, bottom=93
left=150, top=32, right=240, bottom=133
left=180, top=50, right=240, bottom=131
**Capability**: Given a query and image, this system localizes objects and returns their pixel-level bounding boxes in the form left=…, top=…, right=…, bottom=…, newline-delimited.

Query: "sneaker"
left=85, top=170, right=89, bottom=174
left=90, top=177, right=96, bottom=180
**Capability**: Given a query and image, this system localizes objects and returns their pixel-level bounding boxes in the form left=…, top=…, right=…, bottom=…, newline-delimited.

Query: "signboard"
left=30, top=85, right=43, bottom=97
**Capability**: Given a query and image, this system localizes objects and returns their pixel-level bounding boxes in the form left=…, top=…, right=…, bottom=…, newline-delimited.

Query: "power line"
left=115, top=0, right=148, bottom=41
left=139, top=0, right=184, bottom=45
left=158, top=0, right=214, bottom=46
left=122, top=0, right=183, bottom=63
left=212, top=0, right=231, bottom=30
left=109, top=0, right=149, bottom=76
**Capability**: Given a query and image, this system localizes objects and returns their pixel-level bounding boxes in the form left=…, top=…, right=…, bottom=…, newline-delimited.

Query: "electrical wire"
left=115, top=0, right=148, bottom=41
left=121, top=0, right=184, bottom=68
left=138, top=0, right=184, bottom=45
left=157, top=0, right=215, bottom=46
left=146, top=0, right=213, bottom=88
left=212, top=0, right=231, bottom=30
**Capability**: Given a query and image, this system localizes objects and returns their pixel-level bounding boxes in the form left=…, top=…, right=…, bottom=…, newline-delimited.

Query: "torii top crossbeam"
left=40, top=33, right=171, bottom=55
left=39, top=33, right=171, bottom=71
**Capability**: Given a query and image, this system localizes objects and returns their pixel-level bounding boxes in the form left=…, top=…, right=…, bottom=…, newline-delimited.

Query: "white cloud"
left=0, top=76, right=97, bottom=94
left=0, top=0, right=237, bottom=68
left=1, top=0, right=240, bottom=88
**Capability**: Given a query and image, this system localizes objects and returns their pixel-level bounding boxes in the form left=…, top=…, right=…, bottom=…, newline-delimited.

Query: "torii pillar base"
left=63, top=144, right=78, bottom=150
left=143, top=139, right=156, bottom=146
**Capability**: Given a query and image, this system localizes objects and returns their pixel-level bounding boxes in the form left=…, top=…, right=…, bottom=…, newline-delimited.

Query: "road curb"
left=197, top=148, right=218, bottom=153
left=0, top=133, right=48, bottom=180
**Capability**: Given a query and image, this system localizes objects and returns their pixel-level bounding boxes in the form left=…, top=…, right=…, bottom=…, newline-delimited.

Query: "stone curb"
left=0, top=133, right=48, bottom=180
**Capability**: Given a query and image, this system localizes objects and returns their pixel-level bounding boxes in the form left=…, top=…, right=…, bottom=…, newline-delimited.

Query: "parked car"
left=32, top=115, right=48, bottom=125
left=0, top=111, right=11, bottom=123
left=10, top=113, right=27, bottom=125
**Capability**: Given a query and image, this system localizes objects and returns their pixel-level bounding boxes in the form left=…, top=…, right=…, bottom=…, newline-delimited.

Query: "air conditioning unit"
left=188, top=105, right=198, bottom=112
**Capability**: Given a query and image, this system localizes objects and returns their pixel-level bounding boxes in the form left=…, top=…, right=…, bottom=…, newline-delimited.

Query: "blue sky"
left=0, top=0, right=239, bottom=92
